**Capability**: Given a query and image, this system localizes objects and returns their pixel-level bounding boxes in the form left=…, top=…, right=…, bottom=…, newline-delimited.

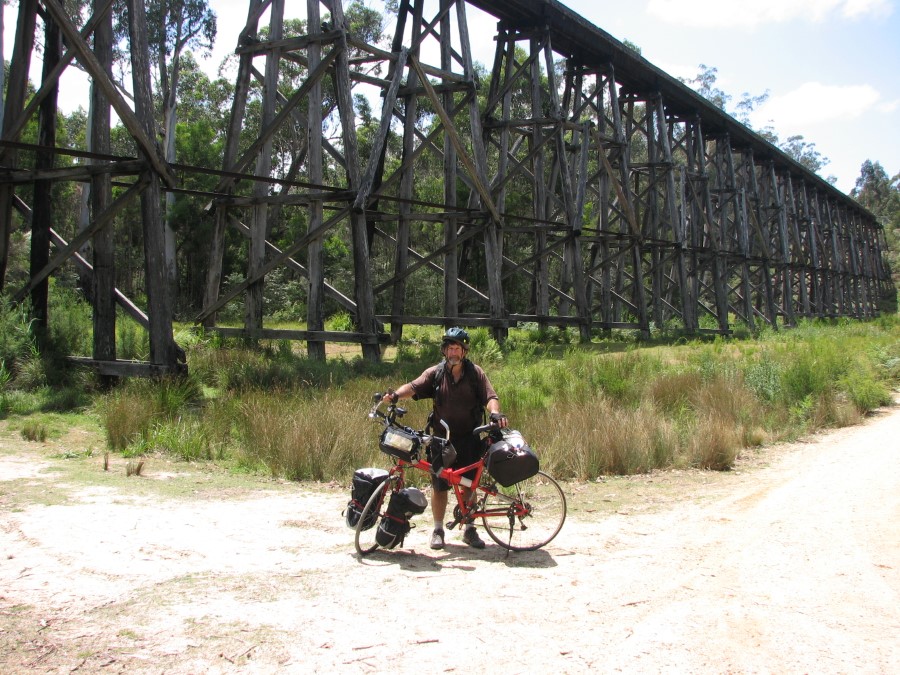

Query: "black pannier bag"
left=484, top=430, right=540, bottom=487
left=375, top=487, right=428, bottom=549
left=379, top=425, right=421, bottom=462
left=344, top=467, right=390, bottom=529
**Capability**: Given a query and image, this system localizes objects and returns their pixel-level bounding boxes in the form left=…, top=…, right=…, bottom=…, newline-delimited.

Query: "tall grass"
left=536, top=395, right=679, bottom=477
left=231, top=387, right=380, bottom=480
left=88, top=316, right=898, bottom=482
left=99, top=376, right=203, bottom=451
left=0, top=297, right=36, bottom=378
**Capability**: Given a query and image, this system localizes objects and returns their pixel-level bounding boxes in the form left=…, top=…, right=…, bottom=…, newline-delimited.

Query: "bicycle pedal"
left=445, top=520, right=458, bottom=530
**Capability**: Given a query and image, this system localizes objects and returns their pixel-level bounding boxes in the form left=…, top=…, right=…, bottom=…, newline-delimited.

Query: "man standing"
left=383, top=327, right=508, bottom=549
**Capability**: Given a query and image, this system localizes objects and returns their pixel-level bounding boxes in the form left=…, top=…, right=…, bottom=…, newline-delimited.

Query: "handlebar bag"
left=379, top=425, right=421, bottom=462
left=485, top=430, right=539, bottom=487
left=344, top=467, right=389, bottom=530
left=375, top=487, right=428, bottom=548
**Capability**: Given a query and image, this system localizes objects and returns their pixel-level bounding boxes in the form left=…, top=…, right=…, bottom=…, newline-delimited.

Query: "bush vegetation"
left=2, top=291, right=897, bottom=482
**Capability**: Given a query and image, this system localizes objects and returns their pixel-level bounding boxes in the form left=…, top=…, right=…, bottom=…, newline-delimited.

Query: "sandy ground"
left=1, top=403, right=899, bottom=674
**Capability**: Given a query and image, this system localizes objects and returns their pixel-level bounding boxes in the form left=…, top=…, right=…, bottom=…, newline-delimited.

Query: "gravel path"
left=1, top=403, right=898, bottom=673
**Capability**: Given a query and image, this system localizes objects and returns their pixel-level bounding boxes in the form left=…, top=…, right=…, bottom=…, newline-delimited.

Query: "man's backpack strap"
left=431, top=359, right=485, bottom=426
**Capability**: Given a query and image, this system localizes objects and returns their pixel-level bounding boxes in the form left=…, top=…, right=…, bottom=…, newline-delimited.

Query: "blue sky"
left=4, top=0, right=897, bottom=193
left=562, top=0, right=900, bottom=193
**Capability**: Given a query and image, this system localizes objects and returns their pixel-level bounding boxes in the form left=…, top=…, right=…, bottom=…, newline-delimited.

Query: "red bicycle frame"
left=386, top=451, right=528, bottom=528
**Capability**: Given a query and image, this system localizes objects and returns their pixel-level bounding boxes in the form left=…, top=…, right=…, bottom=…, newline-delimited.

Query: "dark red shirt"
left=410, top=360, right=498, bottom=442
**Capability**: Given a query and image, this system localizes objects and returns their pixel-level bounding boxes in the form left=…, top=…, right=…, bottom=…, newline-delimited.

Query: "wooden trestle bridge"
left=0, top=0, right=892, bottom=375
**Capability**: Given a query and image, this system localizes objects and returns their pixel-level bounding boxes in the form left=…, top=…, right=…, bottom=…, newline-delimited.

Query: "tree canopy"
left=680, top=64, right=834, bottom=181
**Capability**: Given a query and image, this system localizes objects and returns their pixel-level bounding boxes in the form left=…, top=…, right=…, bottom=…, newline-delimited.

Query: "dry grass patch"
left=233, top=390, right=382, bottom=480
left=533, top=396, right=679, bottom=479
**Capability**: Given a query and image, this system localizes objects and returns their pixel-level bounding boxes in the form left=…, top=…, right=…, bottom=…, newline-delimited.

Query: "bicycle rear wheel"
left=481, top=471, right=566, bottom=551
left=354, top=477, right=392, bottom=555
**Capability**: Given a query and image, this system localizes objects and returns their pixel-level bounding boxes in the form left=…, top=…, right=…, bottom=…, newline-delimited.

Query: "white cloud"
left=650, top=59, right=708, bottom=83
left=750, top=82, right=883, bottom=133
left=840, top=0, right=894, bottom=18
left=646, top=0, right=892, bottom=28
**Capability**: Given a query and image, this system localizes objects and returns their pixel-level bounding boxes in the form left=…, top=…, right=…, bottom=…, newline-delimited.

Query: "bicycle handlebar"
left=369, top=392, right=407, bottom=420
left=472, top=422, right=496, bottom=437
left=369, top=393, right=500, bottom=444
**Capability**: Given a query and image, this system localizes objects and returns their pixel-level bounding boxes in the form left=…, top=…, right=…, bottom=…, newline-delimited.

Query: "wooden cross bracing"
left=0, top=0, right=890, bottom=375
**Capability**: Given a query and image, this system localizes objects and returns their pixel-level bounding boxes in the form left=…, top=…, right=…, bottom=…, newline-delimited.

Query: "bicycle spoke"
left=481, top=471, right=566, bottom=551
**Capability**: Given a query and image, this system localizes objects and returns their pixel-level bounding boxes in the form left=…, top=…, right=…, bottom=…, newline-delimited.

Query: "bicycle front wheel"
left=481, top=471, right=566, bottom=551
left=354, top=477, right=392, bottom=556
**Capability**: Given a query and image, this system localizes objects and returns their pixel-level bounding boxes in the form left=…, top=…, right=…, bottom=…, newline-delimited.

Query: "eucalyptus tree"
left=109, top=0, right=215, bottom=300
left=851, top=160, right=898, bottom=218
left=780, top=134, right=830, bottom=176
left=852, top=159, right=900, bottom=292
left=165, top=55, right=233, bottom=313
left=680, top=64, right=730, bottom=111
left=149, top=0, right=216, bottom=299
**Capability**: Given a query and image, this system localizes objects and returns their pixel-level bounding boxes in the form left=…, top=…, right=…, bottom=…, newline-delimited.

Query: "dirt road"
left=1, top=403, right=898, bottom=673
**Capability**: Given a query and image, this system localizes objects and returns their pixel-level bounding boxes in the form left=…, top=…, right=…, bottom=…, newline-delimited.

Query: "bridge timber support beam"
left=0, top=0, right=890, bottom=372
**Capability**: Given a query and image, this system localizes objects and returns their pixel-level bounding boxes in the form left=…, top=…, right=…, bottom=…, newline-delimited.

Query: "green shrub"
left=117, top=319, right=150, bottom=361
left=42, top=384, right=94, bottom=412
left=744, top=358, right=783, bottom=402
left=586, top=351, right=655, bottom=404
left=842, top=367, right=892, bottom=413
left=152, top=376, right=204, bottom=416
left=0, top=297, right=35, bottom=377
left=141, top=419, right=218, bottom=461
left=468, top=328, right=503, bottom=364
left=869, top=342, right=900, bottom=382
left=13, top=347, right=49, bottom=391
left=326, top=311, right=355, bottom=332
left=46, top=283, right=93, bottom=357
left=1, top=389, right=43, bottom=415
left=394, top=326, right=441, bottom=364
left=215, top=349, right=314, bottom=391
left=778, top=340, right=845, bottom=404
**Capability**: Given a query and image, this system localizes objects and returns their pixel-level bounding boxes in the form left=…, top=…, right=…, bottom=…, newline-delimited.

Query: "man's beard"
left=446, top=355, right=461, bottom=366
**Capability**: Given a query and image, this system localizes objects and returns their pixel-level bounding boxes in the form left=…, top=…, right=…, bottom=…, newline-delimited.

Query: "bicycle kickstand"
left=504, top=510, right=516, bottom=557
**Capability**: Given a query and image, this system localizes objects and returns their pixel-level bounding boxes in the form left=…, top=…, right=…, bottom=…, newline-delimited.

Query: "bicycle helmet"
left=441, top=326, right=470, bottom=347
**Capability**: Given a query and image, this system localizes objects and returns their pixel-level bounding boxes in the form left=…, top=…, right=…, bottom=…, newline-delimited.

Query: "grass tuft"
left=21, top=420, right=48, bottom=442
left=691, top=414, right=741, bottom=471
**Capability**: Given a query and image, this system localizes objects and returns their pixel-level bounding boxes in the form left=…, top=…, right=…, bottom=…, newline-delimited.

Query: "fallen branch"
left=352, top=643, right=385, bottom=651
left=223, top=645, right=256, bottom=663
